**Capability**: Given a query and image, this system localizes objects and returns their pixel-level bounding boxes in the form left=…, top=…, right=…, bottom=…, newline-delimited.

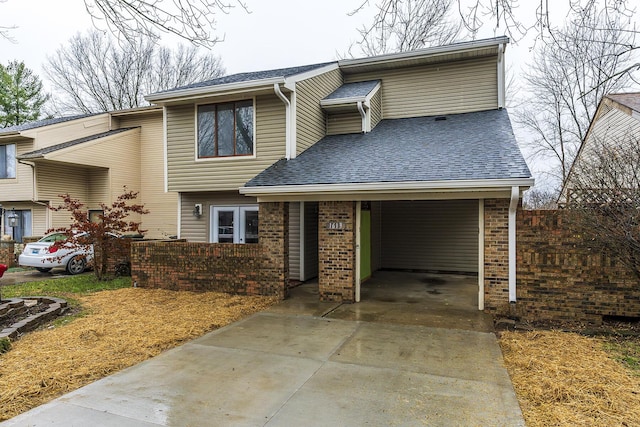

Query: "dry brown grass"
left=500, top=330, right=640, bottom=427
left=0, top=288, right=277, bottom=421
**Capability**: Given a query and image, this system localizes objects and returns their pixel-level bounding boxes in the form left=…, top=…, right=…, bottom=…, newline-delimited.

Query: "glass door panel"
left=240, top=207, right=259, bottom=243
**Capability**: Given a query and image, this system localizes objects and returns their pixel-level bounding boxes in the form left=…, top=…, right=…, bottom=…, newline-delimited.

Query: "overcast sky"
left=0, top=0, right=549, bottom=80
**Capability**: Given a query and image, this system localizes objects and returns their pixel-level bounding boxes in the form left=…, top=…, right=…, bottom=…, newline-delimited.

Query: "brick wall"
left=516, top=209, right=640, bottom=323
left=484, top=199, right=510, bottom=314
left=0, top=242, right=15, bottom=267
left=318, top=201, right=356, bottom=302
left=131, top=202, right=289, bottom=299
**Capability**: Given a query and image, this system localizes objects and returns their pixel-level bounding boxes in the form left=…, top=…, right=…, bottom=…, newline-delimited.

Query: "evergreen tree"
left=0, top=61, right=49, bottom=128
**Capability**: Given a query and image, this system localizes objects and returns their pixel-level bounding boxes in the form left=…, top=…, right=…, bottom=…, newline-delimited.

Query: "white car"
left=19, top=232, right=94, bottom=275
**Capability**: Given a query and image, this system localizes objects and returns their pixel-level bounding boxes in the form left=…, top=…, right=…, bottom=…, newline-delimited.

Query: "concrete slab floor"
left=270, top=271, right=495, bottom=332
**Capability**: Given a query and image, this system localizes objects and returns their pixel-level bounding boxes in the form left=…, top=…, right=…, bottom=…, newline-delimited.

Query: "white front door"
left=211, top=206, right=258, bottom=243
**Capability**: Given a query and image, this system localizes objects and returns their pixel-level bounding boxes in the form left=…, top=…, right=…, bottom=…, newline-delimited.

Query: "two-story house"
left=145, top=36, right=533, bottom=310
left=0, top=107, right=177, bottom=244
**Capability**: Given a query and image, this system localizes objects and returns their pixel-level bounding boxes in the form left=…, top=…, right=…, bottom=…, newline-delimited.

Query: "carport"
left=241, top=110, right=534, bottom=312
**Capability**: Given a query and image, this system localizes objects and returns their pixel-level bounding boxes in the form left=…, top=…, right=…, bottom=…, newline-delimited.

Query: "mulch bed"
left=500, top=325, right=640, bottom=427
left=0, top=288, right=277, bottom=421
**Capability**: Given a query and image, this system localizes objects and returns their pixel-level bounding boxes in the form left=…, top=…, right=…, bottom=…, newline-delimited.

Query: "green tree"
left=0, top=60, right=49, bottom=128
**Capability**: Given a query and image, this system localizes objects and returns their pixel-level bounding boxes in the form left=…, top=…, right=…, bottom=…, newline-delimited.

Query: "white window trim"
left=194, top=97, right=257, bottom=162
left=210, top=205, right=259, bottom=243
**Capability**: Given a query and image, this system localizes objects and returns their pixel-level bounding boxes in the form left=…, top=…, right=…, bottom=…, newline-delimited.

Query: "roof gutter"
left=274, top=83, right=293, bottom=160
left=240, top=178, right=535, bottom=197
left=145, top=77, right=285, bottom=104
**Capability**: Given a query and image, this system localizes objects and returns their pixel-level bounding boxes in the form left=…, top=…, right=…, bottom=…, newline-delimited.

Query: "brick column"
left=258, top=202, right=289, bottom=299
left=484, top=198, right=510, bottom=314
left=318, top=201, right=356, bottom=302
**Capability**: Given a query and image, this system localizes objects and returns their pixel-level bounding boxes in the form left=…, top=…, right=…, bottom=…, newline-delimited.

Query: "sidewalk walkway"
left=2, top=310, right=524, bottom=426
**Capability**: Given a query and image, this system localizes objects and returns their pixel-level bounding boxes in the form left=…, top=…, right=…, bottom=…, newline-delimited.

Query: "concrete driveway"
left=2, top=273, right=524, bottom=426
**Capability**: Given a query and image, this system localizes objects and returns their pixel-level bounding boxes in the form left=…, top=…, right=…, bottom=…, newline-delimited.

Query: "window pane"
left=0, top=144, right=15, bottom=179
left=197, top=106, right=215, bottom=157
left=243, top=210, right=259, bottom=243
left=217, top=210, right=235, bottom=243
left=235, top=101, right=253, bottom=155
left=216, top=104, right=234, bottom=156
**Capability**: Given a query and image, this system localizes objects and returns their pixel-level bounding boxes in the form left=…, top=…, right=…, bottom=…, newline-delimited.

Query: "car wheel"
left=35, top=267, right=52, bottom=273
left=66, top=256, right=86, bottom=275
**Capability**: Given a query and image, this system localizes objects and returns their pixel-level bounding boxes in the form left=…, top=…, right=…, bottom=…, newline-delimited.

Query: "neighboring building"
left=562, top=93, right=640, bottom=204
left=0, top=107, right=177, bottom=242
left=146, top=37, right=534, bottom=308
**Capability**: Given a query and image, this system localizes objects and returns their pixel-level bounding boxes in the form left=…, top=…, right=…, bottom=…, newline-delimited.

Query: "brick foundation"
left=515, top=210, right=640, bottom=323
left=318, top=201, right=356, bottom=302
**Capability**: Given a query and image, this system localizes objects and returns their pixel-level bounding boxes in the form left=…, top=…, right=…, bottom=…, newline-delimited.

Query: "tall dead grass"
left=0, top=288, right=277, bottom=421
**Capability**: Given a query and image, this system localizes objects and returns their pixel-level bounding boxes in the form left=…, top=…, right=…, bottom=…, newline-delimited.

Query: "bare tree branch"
left=514, top=1, right=639, bottom=191
left=83, top=0, right=249, bottom=48
left=45, top=31, right=225, bottom=114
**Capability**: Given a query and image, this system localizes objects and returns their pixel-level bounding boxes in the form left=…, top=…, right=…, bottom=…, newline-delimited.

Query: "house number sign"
left=326, top=221, right=344, bottom=230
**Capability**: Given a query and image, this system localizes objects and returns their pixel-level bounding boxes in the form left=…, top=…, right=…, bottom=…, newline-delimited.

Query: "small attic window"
left=435, top=116, right=447, bottom=121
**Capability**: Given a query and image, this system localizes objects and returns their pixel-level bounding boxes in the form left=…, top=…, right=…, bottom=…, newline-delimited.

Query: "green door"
left=360, top=209, right=371, bottom=281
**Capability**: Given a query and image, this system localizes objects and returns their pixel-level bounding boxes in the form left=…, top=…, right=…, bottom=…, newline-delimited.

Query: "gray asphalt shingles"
left=152, top=62, right=336, bottom=95
left=323, top=80, right=381, bottom=100
left=245, top=109, right=531, bottom=187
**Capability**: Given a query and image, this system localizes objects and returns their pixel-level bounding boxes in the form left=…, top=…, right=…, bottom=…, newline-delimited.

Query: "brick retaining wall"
left=516, top=210, right=640, bottom=323
left=131, top=202, right=289, bottom=299
left=0, top=242, right=15, bottom=267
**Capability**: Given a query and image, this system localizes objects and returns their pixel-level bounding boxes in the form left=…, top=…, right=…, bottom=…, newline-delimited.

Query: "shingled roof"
left=323, top=80, right=381, bottom=101
left=152, top=62, right=336, bottom=95
left=245, top=109, right=531, bottom=188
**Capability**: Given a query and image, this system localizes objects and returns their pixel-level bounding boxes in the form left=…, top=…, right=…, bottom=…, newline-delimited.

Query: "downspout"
left=497, top=43, right=506, bottom=109
left=357, top=101, right=367, bottom=133
left=274, top=84, right=292, bottom=160
left=508, top=186, right=519, bottom=303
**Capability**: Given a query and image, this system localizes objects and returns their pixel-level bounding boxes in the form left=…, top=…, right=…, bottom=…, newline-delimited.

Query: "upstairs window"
left=197, top=100, right=254, bottom=158
left=0, top=144, right=16, bottom=179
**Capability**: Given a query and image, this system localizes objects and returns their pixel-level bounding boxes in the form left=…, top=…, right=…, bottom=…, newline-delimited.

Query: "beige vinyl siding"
left=380, top=200, right=478, bottom=273
left=296, top=68, right=343, bottom=154
left=326, top=112, right=362, bottom=135
left=370, top=90, right=382, bottom=129
left=180, top=191, right=257, bottom=242
left=289, top=202, right=301, bottom=281
left=117, top=112, right=178, bottom=239
left=166, top=95, right=286, bottom=192
left=46, top=129, right=143, bottom=227
left=588, top=107, right=640, bottom=147
left=22, top=115, right=110, bottom=150
left=344, top=56, right=498, bottom=118
left=36, top=163, right=90, bottom=230
left=1, top=140, right=35, bottom=201
left=303, top=201, right=319, bottom=280
left=87, top=169, right=110, bottom=208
